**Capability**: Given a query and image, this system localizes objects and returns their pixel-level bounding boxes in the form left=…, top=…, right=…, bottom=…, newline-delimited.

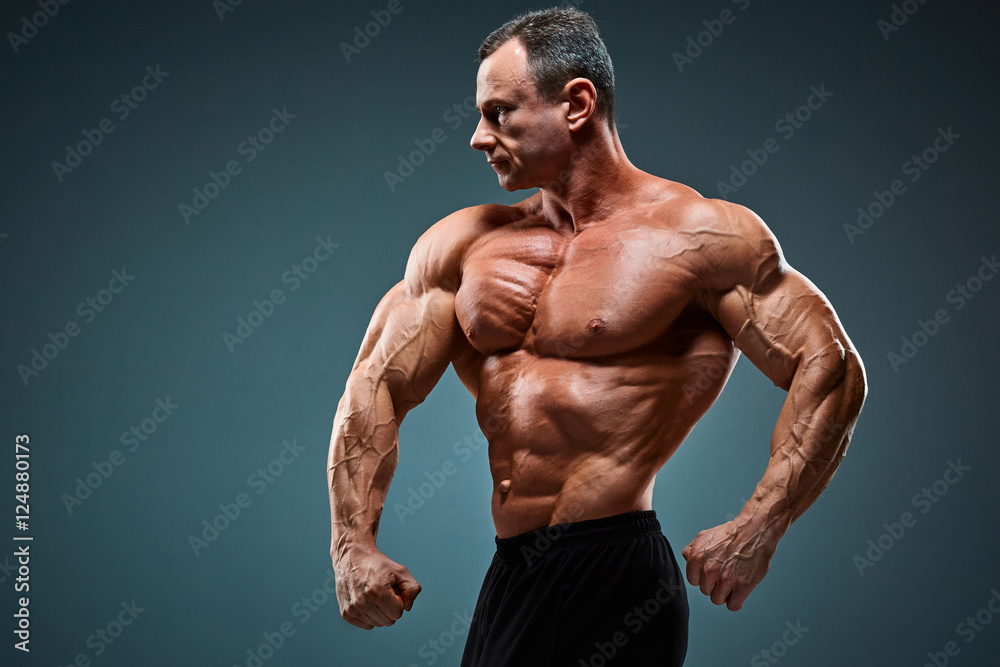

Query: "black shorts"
left=460, top=510, right=689, bottom=667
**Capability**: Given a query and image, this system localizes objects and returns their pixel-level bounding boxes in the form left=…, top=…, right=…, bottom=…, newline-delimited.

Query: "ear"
left=562, top=77, right=598, bottom=131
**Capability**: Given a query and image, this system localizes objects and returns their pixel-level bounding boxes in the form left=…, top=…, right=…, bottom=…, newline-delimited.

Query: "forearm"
left=737, top=348, right=867, bottom=539
left=328, top=368, right=400, bottom=562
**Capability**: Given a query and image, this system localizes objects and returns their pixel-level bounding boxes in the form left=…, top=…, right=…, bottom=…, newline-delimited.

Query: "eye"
left=494, top=106, right=509, bottom=115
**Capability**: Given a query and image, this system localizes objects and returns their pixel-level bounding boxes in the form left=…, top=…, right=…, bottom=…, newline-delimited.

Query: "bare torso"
left=330, top=24, right=866, bottom=628
left=449, top=183, right=740, bottom=537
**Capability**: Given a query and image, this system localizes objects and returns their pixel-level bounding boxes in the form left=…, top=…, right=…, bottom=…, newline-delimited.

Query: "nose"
left=470, top=115, right=495, bottom=153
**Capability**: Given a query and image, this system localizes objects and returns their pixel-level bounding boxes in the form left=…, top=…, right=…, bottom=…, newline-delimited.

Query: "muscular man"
left=328, top=8, right=867, bottom=666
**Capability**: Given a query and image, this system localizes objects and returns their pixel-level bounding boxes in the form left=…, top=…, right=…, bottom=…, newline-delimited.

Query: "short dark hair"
left=478, top=7, right=616, bottom=126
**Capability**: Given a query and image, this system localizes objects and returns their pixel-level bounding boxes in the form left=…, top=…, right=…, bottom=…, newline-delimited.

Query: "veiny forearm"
left=327, top=284, right=458, bottom=567
left=737, top=346, right=867, bottom=540
left=328, top=367, right=400, bottom=562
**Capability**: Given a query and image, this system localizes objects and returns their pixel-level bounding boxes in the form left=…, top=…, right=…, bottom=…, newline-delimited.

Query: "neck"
left=538, top=122, right=639, bottom=234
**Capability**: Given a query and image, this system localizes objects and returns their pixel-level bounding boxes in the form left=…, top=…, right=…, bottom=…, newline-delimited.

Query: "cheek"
left=510, top=120, right=565, bottom=161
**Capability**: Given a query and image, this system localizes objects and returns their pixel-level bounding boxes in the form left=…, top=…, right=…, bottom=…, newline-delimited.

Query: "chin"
left=496, top=174, right=519, bottom=192
left=496, top=172, right=539, bottom=192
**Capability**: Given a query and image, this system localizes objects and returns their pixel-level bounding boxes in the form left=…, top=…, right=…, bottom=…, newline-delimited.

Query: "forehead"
left=476, top=39, right=536, bottom=105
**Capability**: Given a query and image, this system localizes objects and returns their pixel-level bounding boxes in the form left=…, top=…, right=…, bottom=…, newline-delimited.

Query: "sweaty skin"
left=328, top=38, right=867, bottom=630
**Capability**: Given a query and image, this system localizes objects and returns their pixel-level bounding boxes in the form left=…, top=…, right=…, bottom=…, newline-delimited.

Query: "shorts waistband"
left=494, top=510, right=661, bottom=564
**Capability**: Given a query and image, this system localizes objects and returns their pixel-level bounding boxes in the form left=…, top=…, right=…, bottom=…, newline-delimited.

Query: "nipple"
left=499, top=479, right=512, bottom=494
left=588, top=318, right=606, bottom=334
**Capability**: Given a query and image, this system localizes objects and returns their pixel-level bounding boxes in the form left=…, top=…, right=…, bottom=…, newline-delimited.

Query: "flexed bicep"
left=691, top=200, right=857, bottom=393
left=711, top=268, right=854, bottom=395
left=353, top=280, right=462, bottom=422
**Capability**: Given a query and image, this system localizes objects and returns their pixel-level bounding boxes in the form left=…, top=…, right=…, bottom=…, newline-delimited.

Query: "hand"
left=333, top=547, right=422, bottom=630
left=681, top=519, right=779, bottom=611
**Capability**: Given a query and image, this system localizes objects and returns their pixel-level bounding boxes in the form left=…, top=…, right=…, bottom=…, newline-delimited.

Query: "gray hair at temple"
left=478, top=7, right=617, bottom=127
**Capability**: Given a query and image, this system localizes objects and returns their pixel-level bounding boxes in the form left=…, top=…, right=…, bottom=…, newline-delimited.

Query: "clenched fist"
left=334, top=547, right=422, bottom=630
left=681, top=519, right=780, bottom=612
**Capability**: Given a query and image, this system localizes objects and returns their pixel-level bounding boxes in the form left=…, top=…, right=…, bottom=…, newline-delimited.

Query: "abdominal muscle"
left=474, top=336, right=735, bottom=538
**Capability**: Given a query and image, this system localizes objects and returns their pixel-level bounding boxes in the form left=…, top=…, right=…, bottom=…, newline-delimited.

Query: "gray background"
left=2, top=0, right=998, bottom=665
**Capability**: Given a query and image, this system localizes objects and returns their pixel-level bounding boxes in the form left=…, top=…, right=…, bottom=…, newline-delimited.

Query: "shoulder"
left=652, top=191, right=790, bottom=294
left=403, top=203, right=525, bottom=295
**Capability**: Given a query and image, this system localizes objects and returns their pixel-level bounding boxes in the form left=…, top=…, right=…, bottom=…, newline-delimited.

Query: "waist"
left=494, top=509, right=662, bottom=564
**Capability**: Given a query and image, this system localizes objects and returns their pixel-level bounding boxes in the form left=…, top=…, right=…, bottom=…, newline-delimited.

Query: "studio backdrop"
left=2, top=1, right=998, bottom=665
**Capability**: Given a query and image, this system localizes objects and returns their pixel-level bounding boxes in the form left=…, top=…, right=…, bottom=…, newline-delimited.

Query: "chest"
left=454, top=223, right=703, bottom=357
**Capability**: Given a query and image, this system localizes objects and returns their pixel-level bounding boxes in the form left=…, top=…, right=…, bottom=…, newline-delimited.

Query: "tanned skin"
left=328, top=38, right=868, bottom=630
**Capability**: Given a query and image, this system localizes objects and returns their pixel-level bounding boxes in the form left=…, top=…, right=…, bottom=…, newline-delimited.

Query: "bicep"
left=690, top=200, right=857, bottom=392
left=350, top=280, right=460, bottom=420
left=708, top=267, right=853, bottom=393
